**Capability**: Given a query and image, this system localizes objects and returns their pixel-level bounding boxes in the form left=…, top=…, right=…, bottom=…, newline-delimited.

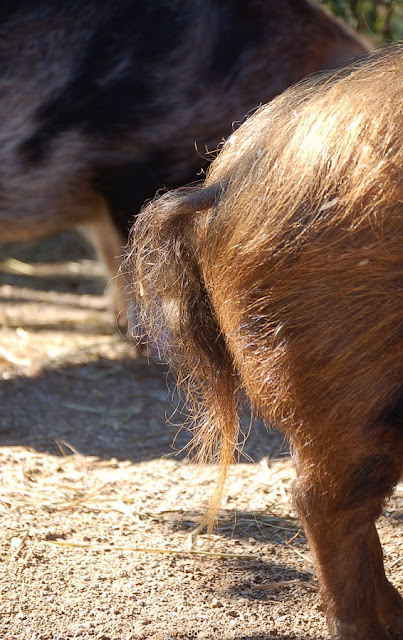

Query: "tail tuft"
left=126, top=182, right=239, bottom=529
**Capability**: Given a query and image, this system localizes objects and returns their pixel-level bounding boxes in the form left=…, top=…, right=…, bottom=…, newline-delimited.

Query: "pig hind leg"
left=372, top=395, right=403, bottom=635
left=369, top=523, right=403, bottom=635
left=292, top=398, right=402, bottom=639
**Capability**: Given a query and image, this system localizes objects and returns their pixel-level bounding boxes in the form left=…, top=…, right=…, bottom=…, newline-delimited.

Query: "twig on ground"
left=42, top=538, right=257, bottom=560
left=251, top=579, right=318, bottom=592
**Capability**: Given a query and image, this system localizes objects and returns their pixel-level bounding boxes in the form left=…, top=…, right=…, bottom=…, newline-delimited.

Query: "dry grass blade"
left=41, top=494, right=107, bottom=512
left=286, top=529, right=303, bottom=545
left=0, top=257, right=100, bottom=277
left=42, top=539, right=257, bottom=560
left=286, top=543, right=314, bottom=567
left=62, top=402, right=138, bottom=418
left=389, top=556, right=402, bottom=569
left=0, top=345, right=31, bottom=367
left=0, top=257, right=36, bottom=275
left=243, top=517, right=297, bottom=533
left=56, top=367, right=121, bottom=381
left=1, top=476, right=110, bottom=514
left=55, top=439, right=84, bottom=457
left=251, top=579, right=318, bottom=592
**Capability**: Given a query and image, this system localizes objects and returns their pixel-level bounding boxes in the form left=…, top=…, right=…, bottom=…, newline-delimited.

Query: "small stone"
left=211, top=598, right=224, bottom=608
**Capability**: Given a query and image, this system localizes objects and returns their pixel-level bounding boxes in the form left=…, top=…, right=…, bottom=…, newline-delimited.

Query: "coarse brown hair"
left=128, top=43, right=403, bottom=638
left=129, top=41, right=402, bottom=502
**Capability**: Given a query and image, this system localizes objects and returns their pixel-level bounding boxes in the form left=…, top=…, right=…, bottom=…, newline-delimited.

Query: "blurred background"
left=320, top=0, right=402, bottom=41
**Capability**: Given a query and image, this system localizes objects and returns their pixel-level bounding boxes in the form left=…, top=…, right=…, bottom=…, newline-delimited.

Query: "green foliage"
left=319, top=0, right=403, bottom=42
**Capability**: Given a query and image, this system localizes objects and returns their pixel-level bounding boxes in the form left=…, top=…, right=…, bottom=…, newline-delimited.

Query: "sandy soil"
left=0, top=233, right=401, bottom=640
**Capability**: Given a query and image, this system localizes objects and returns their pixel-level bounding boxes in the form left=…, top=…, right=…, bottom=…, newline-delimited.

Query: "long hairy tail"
left=126, top=183, right=239, bottom=528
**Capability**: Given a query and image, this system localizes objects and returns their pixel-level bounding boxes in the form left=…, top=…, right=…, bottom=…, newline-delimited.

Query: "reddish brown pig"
left=128, top=44, right=403, bottom=639
left=0, top=0, right=367, bottom=324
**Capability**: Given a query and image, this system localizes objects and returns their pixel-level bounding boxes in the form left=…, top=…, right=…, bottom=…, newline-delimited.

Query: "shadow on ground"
left=0, top=356, right=288, bottom=464
left=0, top=231, right=289, bottom=464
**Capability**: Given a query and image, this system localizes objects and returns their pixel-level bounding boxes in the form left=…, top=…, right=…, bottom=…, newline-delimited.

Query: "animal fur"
left=128, top=44, right=403, bottom=639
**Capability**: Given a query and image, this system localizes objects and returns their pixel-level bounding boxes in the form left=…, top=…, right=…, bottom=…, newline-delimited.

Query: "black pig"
left=0, top=0, right=367, bottom=322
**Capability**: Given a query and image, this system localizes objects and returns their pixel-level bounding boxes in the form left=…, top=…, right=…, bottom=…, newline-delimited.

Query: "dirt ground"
left=0, top=233, right=401, bottom=640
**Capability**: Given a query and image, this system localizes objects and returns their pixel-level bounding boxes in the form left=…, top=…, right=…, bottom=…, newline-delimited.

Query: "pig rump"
left=128, top=45, right=403, bottom=640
